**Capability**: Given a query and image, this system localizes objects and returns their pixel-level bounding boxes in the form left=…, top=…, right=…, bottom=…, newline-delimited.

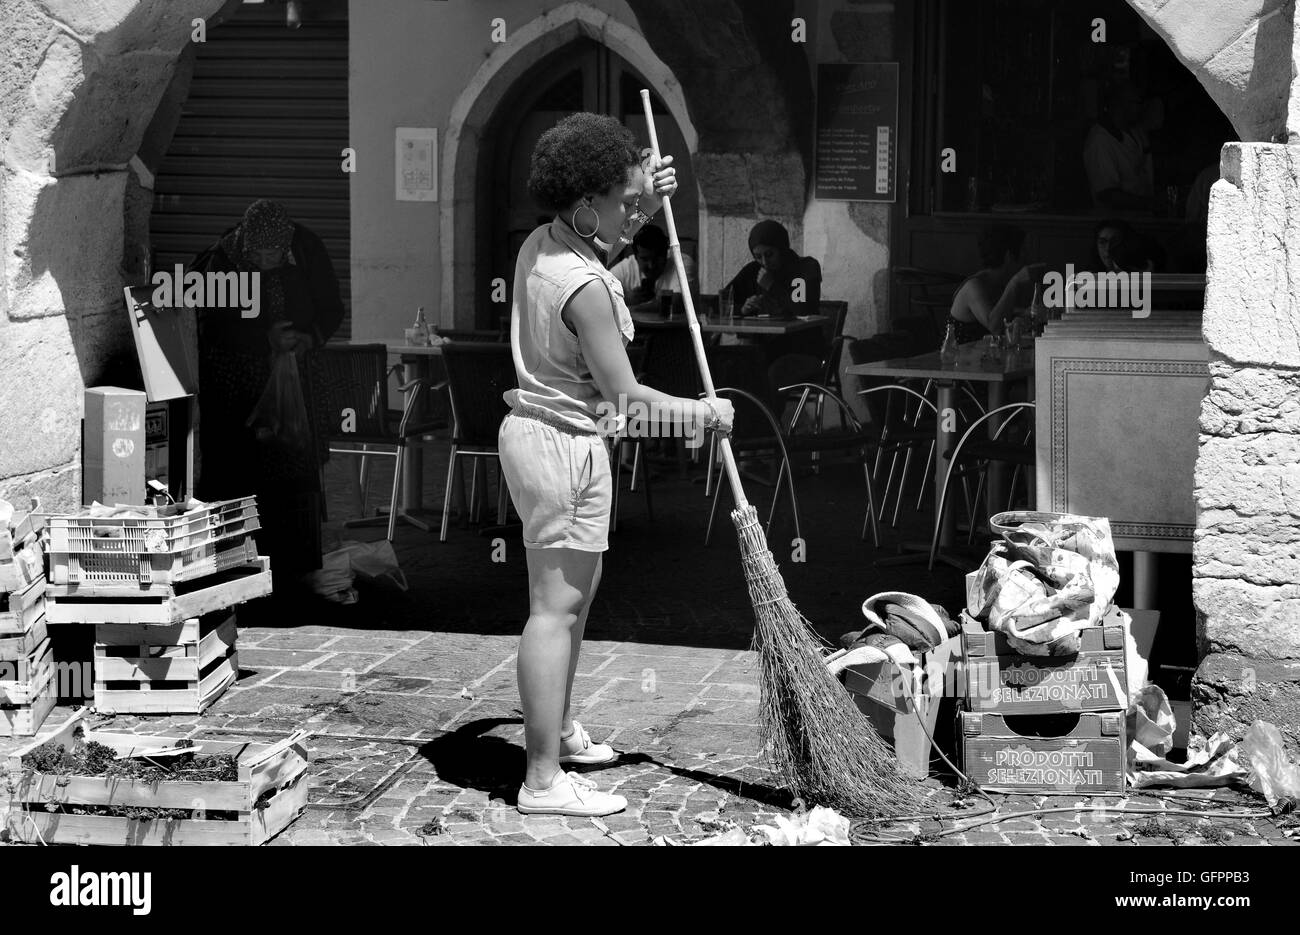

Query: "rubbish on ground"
left=1128, top=730, right=1245, bottom=789
left=691, top=827, right=755, bottom=846
left=1128, top=683, right=1176, bottom=755
left=307, top=547, right=356, bottom=603
left=1239, top=720, right=1300, bottom=807
left=754, top=806, right=851, bottom=846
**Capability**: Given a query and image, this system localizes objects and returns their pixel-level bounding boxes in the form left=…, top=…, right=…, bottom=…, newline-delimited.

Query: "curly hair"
left=527, top=113, right=642, bottom=214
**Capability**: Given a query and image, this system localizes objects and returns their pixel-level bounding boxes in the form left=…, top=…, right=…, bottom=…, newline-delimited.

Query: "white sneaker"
left=517, top=771, right=627, bottom=817
left=558, top=721, right=617, bottom=766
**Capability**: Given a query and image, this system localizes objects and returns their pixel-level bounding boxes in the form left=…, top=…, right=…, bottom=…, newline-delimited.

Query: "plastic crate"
left=46, top=497, right=258, bottom=555
left=49, top=532, right=260, bottom=587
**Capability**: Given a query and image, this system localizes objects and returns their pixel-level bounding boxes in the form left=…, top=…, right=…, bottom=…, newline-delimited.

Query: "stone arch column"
left=439, top=2, right=700, bottom=328
left=1, top=0, right=228, bottom=510
left=1126, top=0, right=1300, bottom=745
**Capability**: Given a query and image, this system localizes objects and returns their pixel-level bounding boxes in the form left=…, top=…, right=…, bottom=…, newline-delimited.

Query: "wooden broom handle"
left=639, top=90, right=748, bottom=510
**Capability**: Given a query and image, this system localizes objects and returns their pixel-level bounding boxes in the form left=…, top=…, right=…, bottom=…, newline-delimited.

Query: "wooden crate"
left=48, top=530, right=259, bottom=589
left=44, top=558, right=272, bottom=626
left=0, top=519, right=44, bottom=594
left=94, top=614, right=238, bottom=715
left=960, top=607, right=1130, bottom=715
left=960, top=711, right=1126, bottom=795
left=1, top=574, right=46, bottom=634
left=0, top=638, right=57, bottom=738
left=3, top=709, right=310, bottom=846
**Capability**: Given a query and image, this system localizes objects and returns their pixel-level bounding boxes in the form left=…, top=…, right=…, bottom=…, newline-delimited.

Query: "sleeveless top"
left=948, top=272, right=993, bottom=344
left=503, top=218, right=635, bottom=432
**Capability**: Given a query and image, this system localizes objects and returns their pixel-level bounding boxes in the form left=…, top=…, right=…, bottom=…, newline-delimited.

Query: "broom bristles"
left=732, top=504, right=919, bottom=819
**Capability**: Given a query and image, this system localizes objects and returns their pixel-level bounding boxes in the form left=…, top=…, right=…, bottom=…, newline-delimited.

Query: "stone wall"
left=1126, top=1, right=1300, bottom=749
left=626, top=0, right=813, bottom=288
left=1193, top=143, right=1300, bottom=746
left=0, top=0, right=225, bottom=511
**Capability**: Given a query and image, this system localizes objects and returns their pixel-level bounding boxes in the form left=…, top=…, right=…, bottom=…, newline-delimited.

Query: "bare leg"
left=518, top=547, right=600, bottom=790
left=561, top=554, right=602, bottom=737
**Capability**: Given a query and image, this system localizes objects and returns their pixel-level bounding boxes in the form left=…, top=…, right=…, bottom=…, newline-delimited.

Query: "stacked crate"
left=41, top=498, right=272, bottom=716
left=1, top=510, right=54, bottom=737
left=957, top=605, right=1139, bottom=795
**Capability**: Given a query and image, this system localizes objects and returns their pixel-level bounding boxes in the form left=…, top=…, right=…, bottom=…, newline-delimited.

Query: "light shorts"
left=498, top=410, right=612, bottom=552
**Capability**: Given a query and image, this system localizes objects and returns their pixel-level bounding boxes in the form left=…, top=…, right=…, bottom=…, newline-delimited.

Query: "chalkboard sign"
left=814, top=63, right=899, bottom=203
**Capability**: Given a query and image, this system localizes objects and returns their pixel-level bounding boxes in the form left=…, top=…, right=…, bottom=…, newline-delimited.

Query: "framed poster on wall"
left=814, top=63, right=899, bottom=203
left=396, top=127, right=438, bottom=202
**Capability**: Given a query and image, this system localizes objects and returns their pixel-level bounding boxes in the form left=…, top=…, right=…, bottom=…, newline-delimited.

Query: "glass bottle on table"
left=1029, top=282, right=1048, bottom=336
left=410, top=306, right=430, bottom=347
left=939, top=321, right=959, bottom=366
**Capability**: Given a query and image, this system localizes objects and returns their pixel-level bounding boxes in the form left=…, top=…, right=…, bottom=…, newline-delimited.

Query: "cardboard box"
left=960, top=711, right=1127, bottom=795
left=83, top=387, right=147, bottom=506
left=961, top=608, right=1130, bottom=714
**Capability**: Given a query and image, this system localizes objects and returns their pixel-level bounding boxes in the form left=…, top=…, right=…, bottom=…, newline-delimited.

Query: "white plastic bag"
left=340, top=539, right=408, bottom=592
left=308, top=548, right=357, bottom=604
left=1240, top=721, right=1300, bottom=806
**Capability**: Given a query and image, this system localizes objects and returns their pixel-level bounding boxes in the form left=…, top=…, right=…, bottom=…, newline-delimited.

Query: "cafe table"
left=630, top=311, right=827, bottom=337
left=845, top=345, right=1034, bottom=568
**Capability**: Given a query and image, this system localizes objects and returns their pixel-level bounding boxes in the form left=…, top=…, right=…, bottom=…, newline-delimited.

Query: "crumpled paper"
left=754, top=807, right=851, bottom=846
left=1129, top=733, right=1246, bottom=789
left=1240, top=721, right=1300, bottom=806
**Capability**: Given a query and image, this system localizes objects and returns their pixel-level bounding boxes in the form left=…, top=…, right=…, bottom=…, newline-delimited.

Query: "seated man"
left=610, top=224, right=696, bottom=313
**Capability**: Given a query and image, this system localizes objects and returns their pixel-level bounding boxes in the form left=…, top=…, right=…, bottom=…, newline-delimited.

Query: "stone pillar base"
left=1192, top=652, right=1300, bottom=755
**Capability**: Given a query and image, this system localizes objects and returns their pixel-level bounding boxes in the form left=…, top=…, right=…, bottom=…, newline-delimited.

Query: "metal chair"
left=439, top=343, right=516, bottom=542
left=892, top=267, right=963, bottom=347
left=307, top=344, right=447, bottom=542
left=929, top=402, right=1037, bottom=569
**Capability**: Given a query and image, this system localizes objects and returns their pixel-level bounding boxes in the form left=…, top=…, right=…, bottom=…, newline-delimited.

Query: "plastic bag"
left=339, top=539, right=408, bottom=592
left=966, top=511, right=1119, bottom=656
left=246, top=351, right=312, bottom=450
left=307, top=548, right=357, bottom=604
left=1240, top=721, right=1300, bottom=806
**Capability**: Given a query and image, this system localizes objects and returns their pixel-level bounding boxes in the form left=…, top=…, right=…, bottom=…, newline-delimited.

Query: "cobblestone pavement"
left=3, top=449, right=1295, bottom=846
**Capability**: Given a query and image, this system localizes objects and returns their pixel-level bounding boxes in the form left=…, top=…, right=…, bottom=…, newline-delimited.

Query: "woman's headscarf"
left=748, top=220, right=791, bottom=252
left=220, top=199, right=296, bottom=323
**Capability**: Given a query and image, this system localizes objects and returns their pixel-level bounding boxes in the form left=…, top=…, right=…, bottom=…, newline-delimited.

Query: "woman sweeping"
left=501, top=113, right=734, bottom=817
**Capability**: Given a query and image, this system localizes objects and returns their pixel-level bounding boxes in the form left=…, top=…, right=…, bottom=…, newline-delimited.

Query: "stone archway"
left=439, top=2, right=700, bottom=330
left=1126, top=0, right=1300, bottom=744
left=1, top=0, right=233, bottom=511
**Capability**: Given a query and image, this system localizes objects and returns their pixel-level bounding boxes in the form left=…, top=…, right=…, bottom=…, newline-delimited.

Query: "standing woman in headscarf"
left=190, top=199, right=345, bottom=589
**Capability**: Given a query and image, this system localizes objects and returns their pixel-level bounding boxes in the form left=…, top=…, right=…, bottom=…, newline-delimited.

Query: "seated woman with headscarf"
left=189, top=199, right=345, bottom=590
left=724, top=220, right=822, bottom=320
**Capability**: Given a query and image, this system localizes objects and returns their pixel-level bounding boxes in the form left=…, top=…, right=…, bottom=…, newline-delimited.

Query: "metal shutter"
left=151, top=1, right=351, bottom=341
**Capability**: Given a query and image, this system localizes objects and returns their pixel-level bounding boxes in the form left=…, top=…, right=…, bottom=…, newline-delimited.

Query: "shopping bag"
left=246, top=351, right=312, bottom=450
left=966, top=511, right=1119, bottom=656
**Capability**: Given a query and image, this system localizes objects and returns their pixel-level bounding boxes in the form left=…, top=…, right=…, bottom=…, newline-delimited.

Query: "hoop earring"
left=570, top=203, right=601, bottom=238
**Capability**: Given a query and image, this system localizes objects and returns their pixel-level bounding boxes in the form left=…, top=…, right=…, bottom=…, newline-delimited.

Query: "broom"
left=638, top=90, right=917, bottom=818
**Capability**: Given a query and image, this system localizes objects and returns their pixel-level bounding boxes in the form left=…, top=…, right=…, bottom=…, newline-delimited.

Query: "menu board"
left=814, top=63, right=898, bottom=203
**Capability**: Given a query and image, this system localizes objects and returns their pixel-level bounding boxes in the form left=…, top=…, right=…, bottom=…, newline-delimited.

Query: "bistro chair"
left=929, top=402, right=1037, bottom=569
left=638, top=325, right=705, bottom=477
left=892, top=267, right=963, bottom=347
left=703, top=345, right=880, bottom=546
left=439, top=342, right=516, bottom=542
left=307, top=344, right=447, bottom=542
